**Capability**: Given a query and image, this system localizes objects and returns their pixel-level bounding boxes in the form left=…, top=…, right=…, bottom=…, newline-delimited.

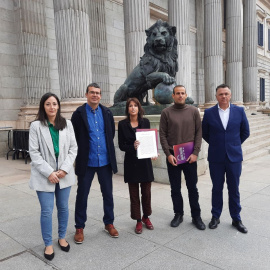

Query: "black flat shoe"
left=232, top=220, right=248, bottom=234
left=209, top=216, right=220, bottom=229
left=170, top=213, right=183, bottom=227
left=58, top=240, right=70, bottom=252
left=44, top=248, right=54, bottom=261
left=192, top=216, right=206, bottom=230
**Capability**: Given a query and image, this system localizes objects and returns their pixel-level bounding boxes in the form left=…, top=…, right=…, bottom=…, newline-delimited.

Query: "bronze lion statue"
left=113, top=19, right=178, bottom=106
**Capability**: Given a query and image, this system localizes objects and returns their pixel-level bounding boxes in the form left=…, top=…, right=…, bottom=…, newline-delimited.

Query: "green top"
left=48, top=121, right=59, bottom=158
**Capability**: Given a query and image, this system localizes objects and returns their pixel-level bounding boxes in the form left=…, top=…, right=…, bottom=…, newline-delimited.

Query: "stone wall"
left=258, top=55, right=270, bottom=105
left=0, top=0, right=22, bottom=122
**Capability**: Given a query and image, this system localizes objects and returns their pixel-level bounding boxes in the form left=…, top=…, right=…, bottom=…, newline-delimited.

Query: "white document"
left=136, top=130, right=158, bottom=159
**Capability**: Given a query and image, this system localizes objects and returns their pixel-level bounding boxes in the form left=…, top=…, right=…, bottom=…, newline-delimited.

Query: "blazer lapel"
left=40, top=124, right=56, bottom=161
left=214, top=104, right=225, bottom=130
left=226, top=104, right=234, bottom=129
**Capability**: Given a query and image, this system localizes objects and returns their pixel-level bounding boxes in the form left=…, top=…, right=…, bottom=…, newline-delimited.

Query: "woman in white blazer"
left=29, top=92, right=77, bottom=261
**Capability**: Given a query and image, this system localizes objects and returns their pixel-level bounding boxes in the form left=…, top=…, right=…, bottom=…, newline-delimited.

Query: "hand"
left=168, top=154, right=177, bottom=166
left=56, top=170, right=67, bottom=179
left=48, top=172, right=60, bottom=183
left=134, top=140, right=140, bottom=150
left=151, top=153, right=160, bottom=161
left=186, top=154, right=197, bottom=163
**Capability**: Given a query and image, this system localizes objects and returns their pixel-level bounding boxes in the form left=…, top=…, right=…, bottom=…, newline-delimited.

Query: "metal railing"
left=7, top=130, right=30, bottom=164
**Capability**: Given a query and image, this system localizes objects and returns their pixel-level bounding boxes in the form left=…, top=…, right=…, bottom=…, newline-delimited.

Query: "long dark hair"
left=36, top=92, right=67, bottom=130
left=125, top=98, right=144, bottom=120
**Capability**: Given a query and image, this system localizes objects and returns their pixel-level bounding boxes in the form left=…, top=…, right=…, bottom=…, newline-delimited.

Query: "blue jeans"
left=75, top=164, right=114, bottom=228
left=37, top=184, right=71, bottom=246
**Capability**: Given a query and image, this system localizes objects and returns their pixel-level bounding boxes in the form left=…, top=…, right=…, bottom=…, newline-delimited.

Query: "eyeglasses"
left=89, top=91, right=101, bottom=96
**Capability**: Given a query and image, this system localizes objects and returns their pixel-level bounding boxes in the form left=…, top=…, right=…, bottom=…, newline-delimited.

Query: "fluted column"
left=14, top=0, right=59, bottom=105
left=123, top=0, right=150, bottom=75
left=243, top=0, right=257, bottom=104
left=204, top=0, right=223, bottom=105
left=169, top=0, right=191, bottom=95
left=54, top=0, right=92, bottom=99
left=89, top=0, right=110, bottom=105
left=226, top=0, right=243, bottom=104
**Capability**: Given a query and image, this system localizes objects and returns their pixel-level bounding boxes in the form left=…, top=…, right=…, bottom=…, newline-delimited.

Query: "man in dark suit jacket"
left=71, top=83, right=118, bottom=243
left=202, top=84, right=250, bottom=233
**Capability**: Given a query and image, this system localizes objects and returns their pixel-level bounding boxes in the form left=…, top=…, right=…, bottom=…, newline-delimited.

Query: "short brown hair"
left=125, top=98, right=144, bottom=120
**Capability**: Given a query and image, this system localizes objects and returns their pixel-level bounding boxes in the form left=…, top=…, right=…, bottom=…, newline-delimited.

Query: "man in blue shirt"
left=71, top=83, right=118, bottom=243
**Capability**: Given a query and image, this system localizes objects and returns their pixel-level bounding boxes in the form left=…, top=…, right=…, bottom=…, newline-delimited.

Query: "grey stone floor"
left=0, top=155, right=270, bottom=270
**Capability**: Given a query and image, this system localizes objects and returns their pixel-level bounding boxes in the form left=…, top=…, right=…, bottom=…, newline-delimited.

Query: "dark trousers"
left=167, top=161, right=201, bottom=218
left=128, top=182, right=152, bottom=220
left=75, top=164, right=114, bottom=228
left=209, top=157, right=242, bottom=221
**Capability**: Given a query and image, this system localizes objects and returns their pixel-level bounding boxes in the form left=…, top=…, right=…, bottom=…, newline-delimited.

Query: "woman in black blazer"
left=118, top=98, right=157, bottom=234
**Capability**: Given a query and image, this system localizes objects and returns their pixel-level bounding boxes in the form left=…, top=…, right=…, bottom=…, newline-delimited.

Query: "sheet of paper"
left=136, top=130, right=158, bottom=159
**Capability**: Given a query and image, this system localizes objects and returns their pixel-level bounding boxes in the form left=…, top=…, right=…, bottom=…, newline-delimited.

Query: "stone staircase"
left=242, top=111, right=270, bottom=161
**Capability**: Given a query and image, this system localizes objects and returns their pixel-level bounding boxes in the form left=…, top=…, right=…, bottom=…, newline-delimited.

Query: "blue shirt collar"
left=86, top=103, right=99, bottom=113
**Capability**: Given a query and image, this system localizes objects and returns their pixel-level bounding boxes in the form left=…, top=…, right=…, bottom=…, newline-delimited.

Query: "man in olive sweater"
left=159, top=85, right=205, bottom=230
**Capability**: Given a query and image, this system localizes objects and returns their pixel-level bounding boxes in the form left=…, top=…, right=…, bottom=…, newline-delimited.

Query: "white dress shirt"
left=218, top=103, right=230, bottom=130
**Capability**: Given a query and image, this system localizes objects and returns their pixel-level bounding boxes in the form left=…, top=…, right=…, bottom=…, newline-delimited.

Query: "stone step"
left=250, top=123, right=270, bottom=131
left=249, top=127, right=270, bottom=137
left=243, top=139, right=270, bottom=155
left=248, top=117, right=270, bottom=125
left=243, top=148, right=270, bottom=161
left=244, top=132, right=270, bottom=144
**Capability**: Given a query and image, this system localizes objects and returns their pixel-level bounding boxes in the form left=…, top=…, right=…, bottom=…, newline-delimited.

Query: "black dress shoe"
left=44, top=248, right=54, bottom=261
left=58, top=240, right=70, bottom=252
left=170, top=213, right=183, bottom=227
left=192, top=216, right=206, bottom=230
left=209, top=217, right=220, bottom=229
left=232, top=220, right=248, bottom=233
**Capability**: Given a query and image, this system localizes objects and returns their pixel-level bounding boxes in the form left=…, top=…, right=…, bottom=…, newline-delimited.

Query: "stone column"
left=54, top=0, right=92, bottom=99
left=204, top=0, right=223, bottom=105
left=123, top=0, right=150, bottom=75
left=169, top=0, right=191, bottom=95
left=89, top=0, right=110, bottom=105
left=226, top=0, right=243, bottom=104
left=196, top=0, right=205, bottom=106
left=14, top=0, right=60, bottom=105
left=243, top=0, right=257, bottom=104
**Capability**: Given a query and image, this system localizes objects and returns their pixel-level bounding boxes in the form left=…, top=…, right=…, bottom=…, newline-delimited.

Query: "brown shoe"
left=74, top=228, right=84, bottom=244
left=104, top=224, right=119, bottom=238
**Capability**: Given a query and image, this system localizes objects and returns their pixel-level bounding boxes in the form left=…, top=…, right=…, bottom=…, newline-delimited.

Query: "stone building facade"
left=0, top=0, right=269, bottom=159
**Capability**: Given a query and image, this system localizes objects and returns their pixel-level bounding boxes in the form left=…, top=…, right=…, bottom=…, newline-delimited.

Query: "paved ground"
left=0, top=155, right=270, bottom=270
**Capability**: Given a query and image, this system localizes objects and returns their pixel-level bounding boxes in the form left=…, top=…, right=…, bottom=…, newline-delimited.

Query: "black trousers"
left=166, top=160, right=201, bottom=218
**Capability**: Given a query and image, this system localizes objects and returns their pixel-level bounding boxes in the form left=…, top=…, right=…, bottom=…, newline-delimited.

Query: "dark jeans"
left=209, top=157, right=242, bottom=221
left=75, top=164, right=114, bottom=228
left=167, top=160, right=201, bottom=218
